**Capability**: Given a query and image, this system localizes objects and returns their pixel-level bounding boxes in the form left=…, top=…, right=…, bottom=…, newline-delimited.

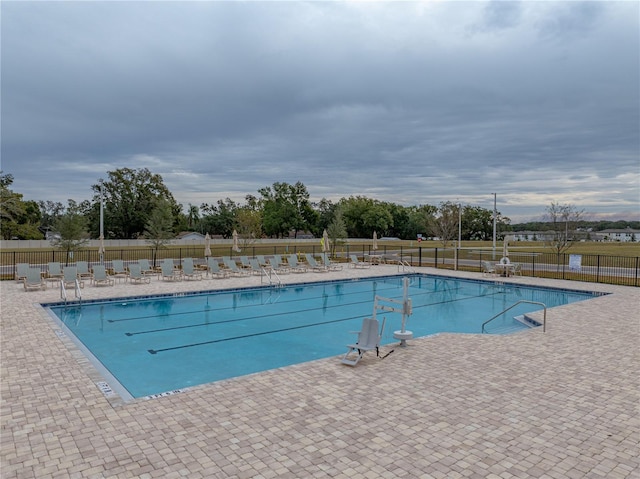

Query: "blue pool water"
left=46, top=275, right=599, bottom=399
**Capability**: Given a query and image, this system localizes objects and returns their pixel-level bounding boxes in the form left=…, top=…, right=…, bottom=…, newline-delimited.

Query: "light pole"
left=99, top=181, right=104, bottom=264
left=455, top=202, right=461, bottom=271
left=492, top=193, right=497, bottom=260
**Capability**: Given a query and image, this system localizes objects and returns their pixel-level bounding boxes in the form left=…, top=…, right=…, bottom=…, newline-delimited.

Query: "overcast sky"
left=2, top=1, right=638, bottom=223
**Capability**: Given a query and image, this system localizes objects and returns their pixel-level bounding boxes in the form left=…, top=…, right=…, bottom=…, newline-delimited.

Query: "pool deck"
left=1, top=266, right=638, bottom=478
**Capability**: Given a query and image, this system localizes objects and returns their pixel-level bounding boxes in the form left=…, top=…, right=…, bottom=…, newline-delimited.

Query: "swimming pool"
left=46, top=275, right=599, bottom=400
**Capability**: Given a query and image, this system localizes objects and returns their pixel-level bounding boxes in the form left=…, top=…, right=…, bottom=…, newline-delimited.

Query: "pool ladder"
left=261, top=267, right=282, bottom=288
left=397, top=260, right=415, bottom=273
left=481, top=300, right=547, bottom=334
left=60, top=278, right=82, bottom=305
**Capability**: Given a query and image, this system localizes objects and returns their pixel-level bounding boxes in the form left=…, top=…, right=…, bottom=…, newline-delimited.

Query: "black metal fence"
left=2, top=245, right=638, bottom=287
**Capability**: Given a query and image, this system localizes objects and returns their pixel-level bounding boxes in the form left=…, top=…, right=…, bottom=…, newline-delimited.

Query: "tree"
left=37, top=200, right=65, bottom=237
left=50, top=200, right=89, bottom=264
left=340, top=196, right=393, bottom=238
left=545, top=202, right=583, bottom=257
left=462, top=205, right=503, bottom=241
left=326, top=206, right=348, bottom=257
left=0, top=172, right=43, bottom=240
left=235, top=207, right=263, bottom=247
left=90, top=168, right=179, bottom=239
left=144, top=199, right=175, bottom=264
left=0, top=172, right=22, bottom=224
left=259, top=181, right=314, bottom=238
left=200, top=198, right=238, bottom=237
left=186, top=203, right=200, bottom=231
left=313, top=198, right=336, bottom=235
left=429, top=201, right=460, bottom=248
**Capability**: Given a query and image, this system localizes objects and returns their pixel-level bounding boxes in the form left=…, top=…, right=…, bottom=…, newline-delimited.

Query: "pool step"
left=486, top=323, right=528, bottom=335
left=514, top=314, right=542, bottom=328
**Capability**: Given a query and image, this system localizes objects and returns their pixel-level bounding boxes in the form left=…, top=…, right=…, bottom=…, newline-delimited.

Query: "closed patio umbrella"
left=232, top=229, right=241, bottom=253
left=322, top=229, right=330, bottom=253
left=204, top=233, right=212, bottom=258
left=372, top=231, right=378, bottom=251
left=502, top=235, right=510, bottom=259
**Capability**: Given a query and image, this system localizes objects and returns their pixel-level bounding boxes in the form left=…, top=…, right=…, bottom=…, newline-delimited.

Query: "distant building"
left=593, top=229, right=639, bottom=242
left=45, top=231, right=61, bottom=241
left=509, top=231, right=556, bottom=242
left=176, top=232, right=206, bottom=241
left=289, top=231, right=315, bottom=239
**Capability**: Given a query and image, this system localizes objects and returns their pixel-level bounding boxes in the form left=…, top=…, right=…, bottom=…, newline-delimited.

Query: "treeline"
left=2, top=167, right=509, bottom=243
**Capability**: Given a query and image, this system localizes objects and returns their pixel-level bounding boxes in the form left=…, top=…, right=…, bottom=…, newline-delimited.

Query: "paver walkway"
left=1, top=266, right=638, bottom=478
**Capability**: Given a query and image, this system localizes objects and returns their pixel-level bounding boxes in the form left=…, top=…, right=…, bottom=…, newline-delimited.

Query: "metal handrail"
left=482, top=300, right=547, bottom=334
left=397, top=260, right=415, bottom=273
left=59, top=278, right=82, bottom=304
left=74, top=279, right=82, bottom=302
left=261, top=267, right=282, bottom=287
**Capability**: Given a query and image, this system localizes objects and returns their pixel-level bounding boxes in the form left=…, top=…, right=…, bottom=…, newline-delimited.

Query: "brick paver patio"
left=1, top=266, right=638, bottom=478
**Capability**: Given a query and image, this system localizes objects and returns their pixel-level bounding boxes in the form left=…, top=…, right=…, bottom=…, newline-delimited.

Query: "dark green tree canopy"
left=1, top=171, right=43, bottom=239
left=259, top=181, right=315, bottom=238
left=340, top=196, right=393, bottom=238
left=90, top=168, right=179, bottom=239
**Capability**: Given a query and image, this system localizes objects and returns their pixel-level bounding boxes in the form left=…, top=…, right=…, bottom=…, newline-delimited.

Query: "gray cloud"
left=2, top=1, right=638, bottom=222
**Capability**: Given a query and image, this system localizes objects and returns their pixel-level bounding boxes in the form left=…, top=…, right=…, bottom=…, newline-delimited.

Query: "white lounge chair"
left=222, top=257, right=250, bottom=276
left=15, top=263, right=30, bottom=282
left=129, top=263, right=151, bottom=284
left=76, top=261, right=94, bottom=280
left=512, top=263, right=522, bottom=276
left=482, top=261, right=496, bottom=277
left=47, top=262, right=64, bottom=280
left=349, top=255, right=371, bottom=269
left=91, top=265, right=114, bottom=287
left=268, top=255, right=290, bottom=274
left=341, top=317, right=386, bottom=366
left=206, top=257, right=230, bottom=279
left=304, top=253, right=328, bottom=272
left=182, top=258, right=203, bottom=280
left=286, top=254, right=308, bottom=273
left=63, top=267, right=84, bottom=289
left=110, top=259, right=129, bottom=281
left=24, top=268, right=46, bottom=291
left=248, top=258, right=264, bottom=275
left=160, top=259, right=183, bottom=281
left=138, top=259, right=158, bottom=278
left=256, top=255, right=270, bottom=268
left=239, top=256, right=252, bottom=270
left=321, top=253, right=343, bottom=271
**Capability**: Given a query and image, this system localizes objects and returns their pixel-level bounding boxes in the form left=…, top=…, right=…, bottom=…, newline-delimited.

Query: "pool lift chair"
left=341, top=317, right=386, bottom=367
left=342, top=277, right=413, bottom=366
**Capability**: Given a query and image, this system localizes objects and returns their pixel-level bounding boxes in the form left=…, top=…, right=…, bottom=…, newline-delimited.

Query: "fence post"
left=434, top=248, right=438, bottom=268
left=596, top=255, right=600, bottom=283
left=418, top=247, right=422, bottom=267
left=532, top=255, right=535, bottom=277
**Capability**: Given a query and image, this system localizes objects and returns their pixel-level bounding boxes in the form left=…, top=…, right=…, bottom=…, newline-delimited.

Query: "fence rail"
left=1, top=245, right=638, bottom=287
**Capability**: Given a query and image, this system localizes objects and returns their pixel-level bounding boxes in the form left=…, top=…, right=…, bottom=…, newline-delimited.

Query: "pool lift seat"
left=341, top=317, right=386, bottom=367
left=341, top=277, right=414, bottom=366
